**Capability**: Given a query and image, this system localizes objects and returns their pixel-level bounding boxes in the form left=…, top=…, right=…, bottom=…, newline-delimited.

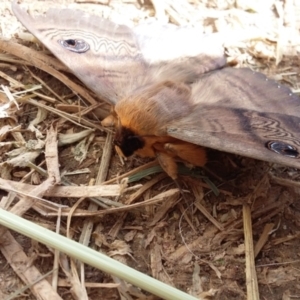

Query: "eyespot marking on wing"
left=58, top=39, right=90, bottom=53
left=267, top=141, right=300, bottom=158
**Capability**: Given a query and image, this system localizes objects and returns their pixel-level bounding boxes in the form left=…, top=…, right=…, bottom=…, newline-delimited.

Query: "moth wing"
left=133, top=23, right=226, bottom=81
left=12, top=2, right=144, bottom=104
left=12, top=2, right=225, bottom=105
left=164, top=68, right=300, bottom=168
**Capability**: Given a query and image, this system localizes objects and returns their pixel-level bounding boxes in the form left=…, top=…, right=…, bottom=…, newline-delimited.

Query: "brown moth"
left=12, top=2, right=300, bottom=179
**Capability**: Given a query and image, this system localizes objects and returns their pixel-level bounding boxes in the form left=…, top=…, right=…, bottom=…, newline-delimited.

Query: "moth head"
left=114, top=126, right=145, bottom=157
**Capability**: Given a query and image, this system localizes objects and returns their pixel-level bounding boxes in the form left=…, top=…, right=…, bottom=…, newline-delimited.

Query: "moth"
left=12, top=2, right=300, bottom=180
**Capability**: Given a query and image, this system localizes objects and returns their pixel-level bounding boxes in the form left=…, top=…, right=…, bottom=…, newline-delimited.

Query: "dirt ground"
left=1, top=0, right=300, bottom=299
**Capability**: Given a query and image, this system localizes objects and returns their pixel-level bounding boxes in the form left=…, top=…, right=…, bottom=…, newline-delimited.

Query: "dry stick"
left=270, top=174, right=300, bottom=188
left=0, top=127, right=62, bottom=300
left=125, top=173, right=167, bottom=204
left=0, top=69, right=24, bottom=87
left=0, top=177, right=126, bottom=218
left=78, top=131, right=114, bottom=245
left=148, top=191, right=181, bottom=228
left=86, top=189, right=181, bottom=216
left=0, top=40, right=97, bottom=106
left=0, top=62, right=14, bottom=69
left=190, top=181, right=224, bottom=231
left=32, top=189, right=179, bottom=218
left=178, top=202, right=197, bottom=233
left=0, top=53, right=30, bottom=66
left=168, top=234, right=214, bottom=262
left=45, top=125, right=61, bottom=184
left=93, top=132, right=137, bottom=298
left=26, top=66, right=66, bottom=102
left=0, top=123, right=27, bottom=210
left=9, top=126, right=59, bottom=216
left=177, top=177, right=199, bottom=233
left=8, top=119, right=25, bottom=143
left=7, top=178, right=56, bottom=216
left=0, top=230, right=63, bottom=300
left=77, top=132, right=114, bottom=291
left=0, top=178, right=123, bottom=198
left=26, top=98, right=102, bottom=131
left=254, top=223, right=274, bottom=258
left=267, top=232, right=300, bottom=247
left=224, top=193, right=288, bottom=230
left=7, top=39, right=110, bottom=120
left=194, top=200, right=224, bottom=232
left=108, top=173, right=168, bottom=238
left=96, top=132, right=114, bottom=185
left=243, top=204, right=259, bottom=300
left=5, top=40, right=68, bottom=72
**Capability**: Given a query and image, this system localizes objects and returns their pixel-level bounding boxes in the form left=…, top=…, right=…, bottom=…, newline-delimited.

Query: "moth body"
left=113, top=125, right=206, bottom=180
left=108, top=81, right=206, bottom=179
left=12, top=2, right=300, bottom=173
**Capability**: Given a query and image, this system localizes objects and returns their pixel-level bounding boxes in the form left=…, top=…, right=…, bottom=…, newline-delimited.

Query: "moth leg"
left=164, top=142, right=206, bottom=167
left=101, top=106, right=118, bottom=127
left=156, top=151, right=189, bottom=200
left=156, top=151, right=178, bottom=180
left=101, top=114, right=117, bottom=127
